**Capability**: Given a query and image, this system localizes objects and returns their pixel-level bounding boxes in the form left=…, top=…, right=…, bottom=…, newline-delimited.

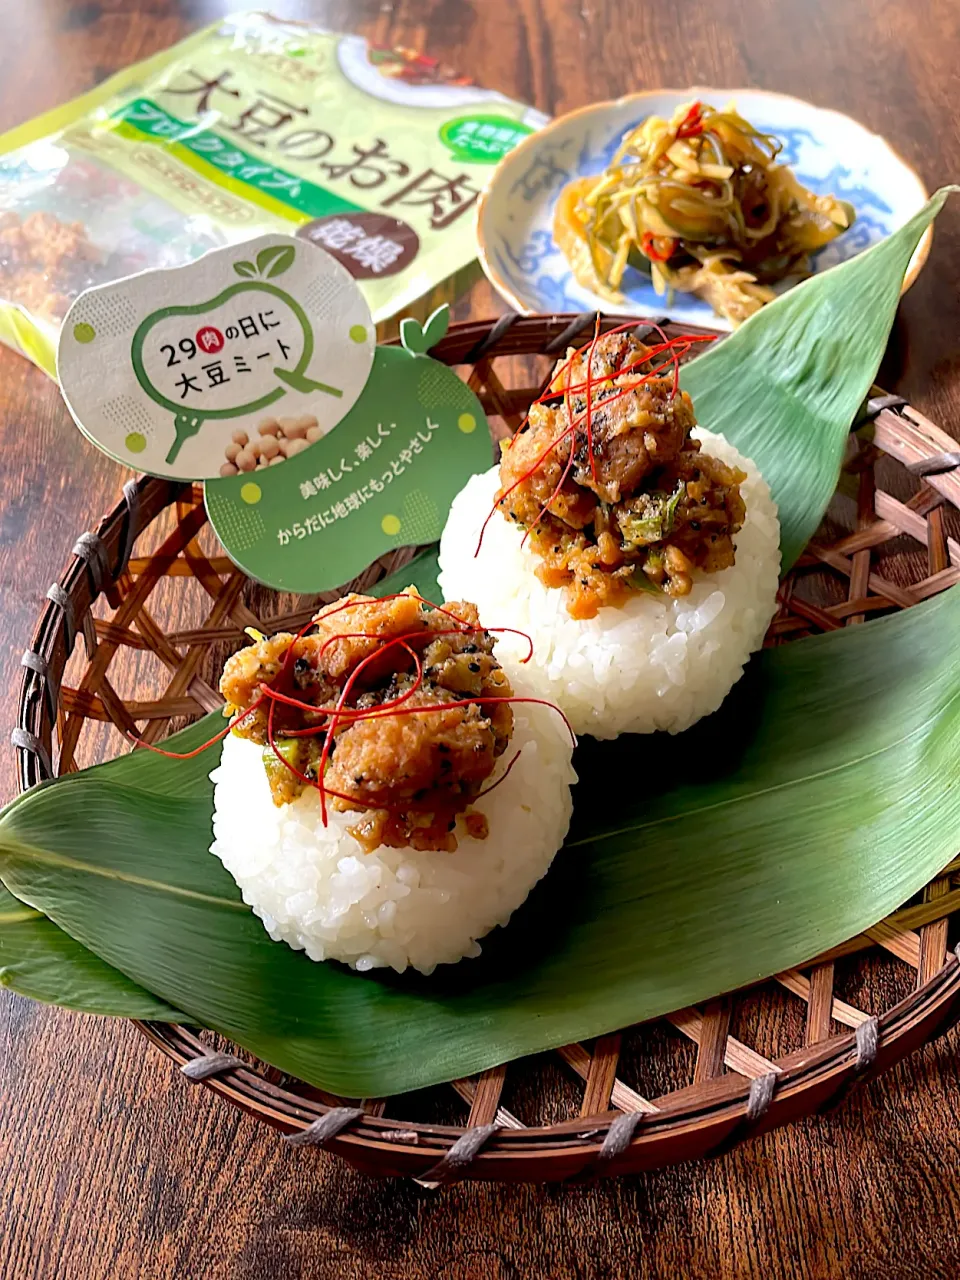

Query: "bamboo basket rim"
left=13, top=312, right=960, bottom=1184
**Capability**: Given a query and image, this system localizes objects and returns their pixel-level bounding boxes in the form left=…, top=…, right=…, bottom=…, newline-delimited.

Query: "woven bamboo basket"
left=14, top=313, right=960, bottom=1184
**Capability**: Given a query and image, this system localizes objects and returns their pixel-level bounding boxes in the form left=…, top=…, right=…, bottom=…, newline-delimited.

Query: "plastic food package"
left=0, top=12, right=547, bottom=376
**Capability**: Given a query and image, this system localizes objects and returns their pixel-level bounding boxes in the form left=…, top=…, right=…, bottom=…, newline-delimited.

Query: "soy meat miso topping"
left=219, top=589, right=515, bottom=853
left=496, top=331, right=746, bottom=619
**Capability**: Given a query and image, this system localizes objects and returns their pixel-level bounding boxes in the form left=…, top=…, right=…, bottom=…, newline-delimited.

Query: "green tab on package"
left=439, top=115, right=535, bottom=163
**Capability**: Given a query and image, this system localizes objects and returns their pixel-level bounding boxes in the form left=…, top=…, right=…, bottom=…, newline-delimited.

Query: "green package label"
left=205, top=344, right=492, bottom=592
left=439, top=114, right=535, bottom=163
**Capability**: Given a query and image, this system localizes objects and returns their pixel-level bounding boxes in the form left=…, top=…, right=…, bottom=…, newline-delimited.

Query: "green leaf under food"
left=2, top=583, right=960, bottom=1097
left=370, top=545, right=441, bottom=602
left=682, top=187, right=958, bottom=570
left=0, top=880, right=181, bottom=1020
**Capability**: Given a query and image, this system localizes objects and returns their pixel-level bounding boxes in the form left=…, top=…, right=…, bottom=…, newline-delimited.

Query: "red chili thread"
left=478, top=336, right=712, bottom=554
left=259, top=659, right=425, bottom=730
left=259, top=651, right=576, bottom=824
left=312, top=591, right=480, bottom=638
left=263, top=683, right=411, bottom=820
left=259, top=683, right=577, bottom=754
left=565, top=313, right=602, bottom=489
left=519, top=415, right=580, bottom=550
left=472, top=749, right=521, bottom=800
left=347, top=694, right=577, bottom=747
left=128, top=590, right=564, bottom=840
left=268, top=633, right=425, bottom=825
left=319, top=637, right=424, bottom=824
left=126, top=691, right=268, bottom=759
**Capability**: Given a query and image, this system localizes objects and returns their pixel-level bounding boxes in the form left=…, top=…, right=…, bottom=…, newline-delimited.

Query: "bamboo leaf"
left=371, top=545, right=441, bottom=602
left=2, top=584, right=960, bottom=1097
left=0, top=880, right=182, bottom=1020
left=682, top=187, right=957, bottom=569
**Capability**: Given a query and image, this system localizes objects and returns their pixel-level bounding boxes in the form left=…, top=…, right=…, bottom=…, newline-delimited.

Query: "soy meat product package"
left=0, top=12, right=546, bottom=375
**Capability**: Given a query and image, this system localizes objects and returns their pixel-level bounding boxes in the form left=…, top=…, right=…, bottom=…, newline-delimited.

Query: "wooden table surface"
left=2, top=2, right=959, bottom=1276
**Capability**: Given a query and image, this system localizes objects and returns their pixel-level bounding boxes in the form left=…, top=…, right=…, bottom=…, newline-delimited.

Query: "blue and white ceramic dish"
left=477, top=89, right=930, bottom=330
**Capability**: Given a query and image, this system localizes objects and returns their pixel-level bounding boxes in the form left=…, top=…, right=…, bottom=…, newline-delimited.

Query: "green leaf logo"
left=257, top=245, right=295, bottom=278
left=400, top=317, right=428, bottom=356
left=401, top=306, right=450, bottom=357
left=421, top=304, right=450, bottom=352
left=233, top=261, right=257, bottom=279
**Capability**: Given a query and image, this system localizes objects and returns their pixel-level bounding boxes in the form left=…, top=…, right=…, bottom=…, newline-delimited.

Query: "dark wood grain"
left=1, top=2, right=959, bottom=1276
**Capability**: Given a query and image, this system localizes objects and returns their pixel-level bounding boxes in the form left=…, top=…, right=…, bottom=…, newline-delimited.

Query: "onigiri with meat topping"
left=210, top=589, right=575, bottom=974
left=439, top=329, right=780, bottom=738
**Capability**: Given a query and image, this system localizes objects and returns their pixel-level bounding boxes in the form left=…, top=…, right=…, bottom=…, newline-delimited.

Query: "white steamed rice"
left=210, top=701, right=576, bottom=975
left=438, top=428, right=780, bottom=739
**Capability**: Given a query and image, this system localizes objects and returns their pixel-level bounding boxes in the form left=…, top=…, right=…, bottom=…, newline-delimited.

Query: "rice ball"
left=438, top=429, right=780, bottom=739
left=210, top=700, right=576, bottom=975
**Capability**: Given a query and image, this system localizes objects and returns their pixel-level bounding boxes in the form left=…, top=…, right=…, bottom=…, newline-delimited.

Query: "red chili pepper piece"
left=676, top=101, right=704, bottom=139
left=640, top=231, right=676, bottom=263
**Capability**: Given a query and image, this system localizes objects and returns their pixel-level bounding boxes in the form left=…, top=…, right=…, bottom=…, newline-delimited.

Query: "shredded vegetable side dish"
left=554, top=100, right=855, bottom=325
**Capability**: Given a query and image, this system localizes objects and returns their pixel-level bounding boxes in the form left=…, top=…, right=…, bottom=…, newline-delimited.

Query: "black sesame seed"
left=294, top=657, right=310, bottom=675
left=467, top=661, right=480, bottom=673
left=353, top=775, right=363, bottom=785
left=690, top=521, right=701, bottom=531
